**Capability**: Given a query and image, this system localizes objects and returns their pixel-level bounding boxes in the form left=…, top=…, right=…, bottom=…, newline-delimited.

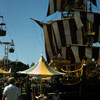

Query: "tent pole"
left=26, top=75, right=31, bottom=100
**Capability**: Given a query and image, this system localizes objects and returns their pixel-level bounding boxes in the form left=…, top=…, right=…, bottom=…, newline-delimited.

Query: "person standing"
left=2, top=77, right=21, bottom=100
left=35, top=94, right=47, bottom=100
left=52, top=91, right=60, bottom=100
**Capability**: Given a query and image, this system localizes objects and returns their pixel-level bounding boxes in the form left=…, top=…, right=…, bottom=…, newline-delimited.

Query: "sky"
left=0, top=0, right=100, bottom=66
left=0, top=0, right=49, bottom=66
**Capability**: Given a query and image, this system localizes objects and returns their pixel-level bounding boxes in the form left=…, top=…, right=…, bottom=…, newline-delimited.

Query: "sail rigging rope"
left=31, top=20, right=45, bottom=54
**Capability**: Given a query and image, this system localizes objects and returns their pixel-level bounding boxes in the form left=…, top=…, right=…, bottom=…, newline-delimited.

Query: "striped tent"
left=18, top=56, right=65, bottom=76
left=0, top=69, right=11, bottom=75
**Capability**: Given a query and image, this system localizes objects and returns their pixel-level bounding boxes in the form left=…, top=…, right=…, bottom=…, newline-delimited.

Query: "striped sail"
left=47, top=0, right=97, bottom=16
left=32, top=0, right=100, bottom=64
left=32, top=15, right=100, bottom=63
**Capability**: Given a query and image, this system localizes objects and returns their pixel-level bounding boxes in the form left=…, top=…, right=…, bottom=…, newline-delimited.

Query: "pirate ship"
left=32, top=0, right=100, bottom=98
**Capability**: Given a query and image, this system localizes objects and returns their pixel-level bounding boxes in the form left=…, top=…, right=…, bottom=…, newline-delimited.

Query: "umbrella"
left=0, top=68, right=11, bottom=75
left=18, top=56, right=65, bottom=76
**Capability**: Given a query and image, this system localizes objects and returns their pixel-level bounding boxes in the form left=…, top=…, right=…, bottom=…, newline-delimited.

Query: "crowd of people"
left=0, top=75, right=61, bottom=100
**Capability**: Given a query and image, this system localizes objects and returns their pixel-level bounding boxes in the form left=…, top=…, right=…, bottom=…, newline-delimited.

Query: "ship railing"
left=61, top=64, right=83, bottom=77
left=60, top=63, right=84, bottom=85
left=49, top=59, right=85, bottom=85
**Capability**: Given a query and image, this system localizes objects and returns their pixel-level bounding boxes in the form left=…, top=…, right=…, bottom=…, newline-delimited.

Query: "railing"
left=61, top=64, right=83, bottom=85
left=50, top=59, right=100, bottom=85
left=49, top=59, right=84, bottom=85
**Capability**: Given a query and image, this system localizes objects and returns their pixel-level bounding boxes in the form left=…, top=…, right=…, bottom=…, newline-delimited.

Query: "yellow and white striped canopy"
left=18, top=56, right=65, bottom=76
left=0, top=69, right=11, bottom=75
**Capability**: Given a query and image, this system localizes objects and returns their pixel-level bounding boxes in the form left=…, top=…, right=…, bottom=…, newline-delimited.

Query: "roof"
left=18, top=56, right=65, bottom=76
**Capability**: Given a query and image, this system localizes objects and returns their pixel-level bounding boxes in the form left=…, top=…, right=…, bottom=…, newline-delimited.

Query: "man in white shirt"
left=2, top=77, right=21, bottom=100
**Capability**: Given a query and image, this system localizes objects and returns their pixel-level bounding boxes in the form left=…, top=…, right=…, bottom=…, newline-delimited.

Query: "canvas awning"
left=0, top=69, right=11, bottom=75
left=18, top=56, right=65, bottom=76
